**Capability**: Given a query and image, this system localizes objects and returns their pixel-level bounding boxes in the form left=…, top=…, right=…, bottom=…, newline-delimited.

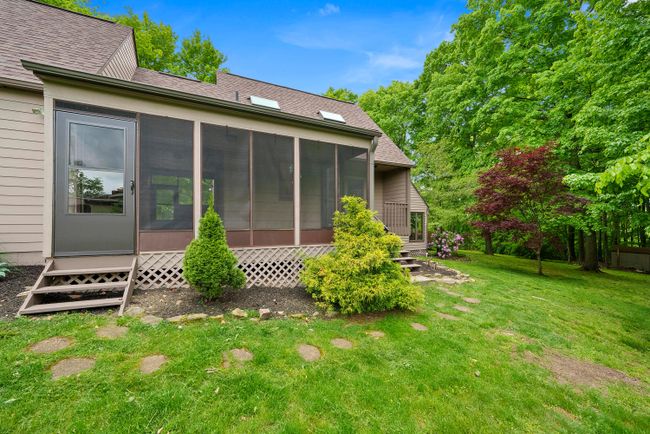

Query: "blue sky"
left=97, top=1, right=466, bottom=94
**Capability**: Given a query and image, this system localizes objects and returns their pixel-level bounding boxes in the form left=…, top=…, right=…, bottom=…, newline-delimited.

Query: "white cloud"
left=319, top=3, right=340, bottom=16
left=368, top=52, right=421, bottom=70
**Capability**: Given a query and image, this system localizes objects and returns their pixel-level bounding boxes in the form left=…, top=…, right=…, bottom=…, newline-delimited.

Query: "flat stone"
left=141, top=315, right=163, bottom=325
left=50, top=357, right=95, bottom=379
left=453, top=305, right=472, bottom=313
left=96, top=325, right=128, bottom=339
left=221, top=348, right=254, bottom=369
left=441, top=288, right=462, bottom=297
left=435, top=312, right=459, bottom=321
left=463, top=297, right=481, bottom=304
left=186, top=313, right=208, bottom=321
left=231, top=308, right=247, bottom=318
left=167, top=315, right=185, bottom=323
left=366, top=330, right=385, bottom=339
left=139, top=355, right=167, bottom=374
left=330, top=338, right=353, bottom=349
left=210, top=314, right=225, bottom=321
left=258, top=308, right=271, bottom=320
left=297, top=344, right=321, bottom=362
left=410, top=322, right=428, bottom=331
left=124, top=306, right=145, bottom=317
left=29, top=337, right=73, bottom=354
left=290, top=313, right=305, bottom=319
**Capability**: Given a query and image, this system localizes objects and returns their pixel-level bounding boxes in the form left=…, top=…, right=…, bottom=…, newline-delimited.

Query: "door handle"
left=130, top=180, right=135, bottom=195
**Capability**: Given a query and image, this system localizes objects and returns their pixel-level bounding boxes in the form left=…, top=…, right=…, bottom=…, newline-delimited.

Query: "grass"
left=0, top=252, right=648, bottom=433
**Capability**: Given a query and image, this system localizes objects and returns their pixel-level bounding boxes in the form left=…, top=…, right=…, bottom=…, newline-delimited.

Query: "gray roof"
left=0, top=0, right=132, bottom=85
left=2, top=0, right=413, bottom=167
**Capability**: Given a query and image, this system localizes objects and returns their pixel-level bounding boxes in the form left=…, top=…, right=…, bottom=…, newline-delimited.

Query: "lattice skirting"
left=137, top=244, right=334, bottom=290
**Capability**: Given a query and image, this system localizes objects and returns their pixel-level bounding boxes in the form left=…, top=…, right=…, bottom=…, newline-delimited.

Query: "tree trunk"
left=567, top=226, right=576, bottom=263
left=582, top=231, right=600, bottom=271
left=537, top=246, right=543, bottom=275
left=484, top=231, right=494, bottom=255
left=597, top=230, right=603, bottom=262
left=578, top=230, right=585, bottom=264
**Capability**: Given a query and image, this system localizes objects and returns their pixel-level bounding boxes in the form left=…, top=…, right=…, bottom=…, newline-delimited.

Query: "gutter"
left=21, top=60, right=382, bottom=139
left=0, top=76, right=43, bottom=92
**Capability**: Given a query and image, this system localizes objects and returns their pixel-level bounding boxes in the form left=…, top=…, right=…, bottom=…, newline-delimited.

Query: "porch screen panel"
left=252, top=132, right=294, bottom=230
left=139, top=114, right=193, bottom=230
left=300, top=139, right=335, bottom=230
left=201, top=124, right=249, bottom=230
left=338, top=145, right=368, bottom=201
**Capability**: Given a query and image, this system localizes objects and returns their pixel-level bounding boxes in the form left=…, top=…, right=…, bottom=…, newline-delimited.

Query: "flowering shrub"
left=431, top=228, right=464, bottom=258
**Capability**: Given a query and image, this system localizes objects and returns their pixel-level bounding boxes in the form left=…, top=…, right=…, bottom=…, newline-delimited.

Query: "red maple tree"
left=469, top=144, right=582, bottom=275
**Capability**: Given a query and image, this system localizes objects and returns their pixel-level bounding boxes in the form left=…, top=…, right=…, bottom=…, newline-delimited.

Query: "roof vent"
left=250, top=95, right=280, bottom=110
left=319, top=110, right=346, bottom=123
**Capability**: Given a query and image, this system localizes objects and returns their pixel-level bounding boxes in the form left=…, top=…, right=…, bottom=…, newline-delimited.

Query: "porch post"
left=42, top=91, right=54, bottom=258
left=294, top=137, right=300, bottom=246
left=193, top=121, right=201, bottom=238
left=368, top=141, right=375, bottom=211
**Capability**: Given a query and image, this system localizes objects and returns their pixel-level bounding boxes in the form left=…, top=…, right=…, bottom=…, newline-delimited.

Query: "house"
left=0, top=0, right=429, bottom=314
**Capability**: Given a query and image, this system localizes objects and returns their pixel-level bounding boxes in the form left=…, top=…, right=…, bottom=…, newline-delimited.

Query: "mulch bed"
left=129, top=285, right=320, bottom=318
left=0, top=266, right=43, bottom=320
left=413, top=259, right=459, bottom=277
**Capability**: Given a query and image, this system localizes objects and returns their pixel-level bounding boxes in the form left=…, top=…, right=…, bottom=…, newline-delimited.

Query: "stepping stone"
left=29, top=337, right=73, bottom=354
left=441, top=288, right=462, bottom=297
left=124, top=306, right=145, bottom=317
left=222, top=348, right=254, bottom=368
left=410, top=322, right=428, bottom=331
left=231, top=308, right=247, bottom=318
left=435, top=312, right=459, bottom=321
left=330, top=338, right=353, bottom=349
left=463, top=297, right=481, bottom=304
left=96, top=325, right=128, bottom=339
left=366, top=330, right=385, bottom=339
left=139, top=355, right=167, bottom=374
left=297, top=344, right=321, bottom=362
left=453, top=305, right=472, bottom=313
left=185, top=313, right=208, bottom=321
left=50, top=357, right=95, bottom=379
left=141, top=315, right=163, bottom=325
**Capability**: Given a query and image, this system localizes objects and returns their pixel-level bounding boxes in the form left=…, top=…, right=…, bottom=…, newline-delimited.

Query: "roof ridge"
left=25, top=0, right=129, bottom=28
left=217, top=71, right=358, bottom=106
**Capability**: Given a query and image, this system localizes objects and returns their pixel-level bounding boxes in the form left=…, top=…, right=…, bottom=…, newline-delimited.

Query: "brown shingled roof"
left=0, top=0, right=132, bottom=85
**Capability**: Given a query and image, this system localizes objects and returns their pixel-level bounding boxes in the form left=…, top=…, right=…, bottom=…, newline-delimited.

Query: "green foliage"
left=322, top=87, right=359, bottom=103
left=182, top=198, right=245, bottom=299
left=175, top=30, right=226, bottom=83
left=301, top=196, right=423, bottom=314
left=0, top=260, right=9, bottom=279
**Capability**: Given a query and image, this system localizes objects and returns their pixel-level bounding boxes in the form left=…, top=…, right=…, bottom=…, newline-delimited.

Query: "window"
left=253, top=132, right=294, bottom=230
left=250, top=95, right=280, bottom=110
left=338, top=145, right=368, bottom=202
left=67, top=123, right=125, bottom=214
left=319, top=110, right=345, bottom=123
left=300, top=139, right=335, bottom=230
left=139, top=114, right=193, bottom=230
left=410, top=212, right=424, bottom=242
left=201, top=124, right=250, bottom=230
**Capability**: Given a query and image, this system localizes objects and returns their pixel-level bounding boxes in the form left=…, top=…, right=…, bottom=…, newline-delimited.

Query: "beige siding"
left=382, top=168, right=408, bottom=204
left=100, top=35, right=138, bottom=81
left=407, top=182, right=428, bottom=253
left=0, top=87, right=44, bottom=264
left=374, top=172, right=384, bottom=219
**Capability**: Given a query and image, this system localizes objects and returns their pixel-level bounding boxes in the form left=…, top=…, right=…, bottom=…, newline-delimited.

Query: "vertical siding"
left=374, top=172, right=384, bottom=219
left=0, top=87, right=45, bottom=264
left=99, top=35, right=138, bottom=81
left=382, top=168, right=408, bottom=204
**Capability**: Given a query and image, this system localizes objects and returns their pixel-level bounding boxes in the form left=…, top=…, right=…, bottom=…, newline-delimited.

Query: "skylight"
left=250, top=95, right=280, bottom=110
left=319, top=110, right=346, bottom=123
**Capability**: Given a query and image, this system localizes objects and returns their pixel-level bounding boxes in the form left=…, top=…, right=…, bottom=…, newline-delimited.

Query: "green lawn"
left=1, top=253, right=648, bottom=433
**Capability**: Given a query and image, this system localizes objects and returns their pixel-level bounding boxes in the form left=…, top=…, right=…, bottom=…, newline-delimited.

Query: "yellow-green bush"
left=183, top=198, right=246, bottom=299
left=301, top=196, right=423, bottom=314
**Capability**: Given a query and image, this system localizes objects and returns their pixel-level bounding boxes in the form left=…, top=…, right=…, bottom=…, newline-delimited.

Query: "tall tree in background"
left=470, top=145, right=580, bottom=274
left=38, top=1, right=227, bottom=83
left=322, top=87, right=359, bottom=103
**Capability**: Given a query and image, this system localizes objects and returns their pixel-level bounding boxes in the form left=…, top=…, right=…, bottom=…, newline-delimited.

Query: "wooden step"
left=31, top=281, right=128, bottom=295
left=19, top=297, right=123, bottom=315
left=401, top=263, right=421, bottom=270
left=393, top=257, right=416, bottom=262
left=44, top=266, right=132, bottom=276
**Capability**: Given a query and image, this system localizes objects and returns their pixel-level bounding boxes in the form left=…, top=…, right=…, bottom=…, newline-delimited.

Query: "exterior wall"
left=99, top=35, right=138, bottom=81
left=40, top=78, right=374, bottom=256
left=374, top=172, right=384, bottom=220
left=0, top=87, right=45, bottom=265
left=406, top=182, right=428, bottom=254
left=382, top=169, right=408, bottom=204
